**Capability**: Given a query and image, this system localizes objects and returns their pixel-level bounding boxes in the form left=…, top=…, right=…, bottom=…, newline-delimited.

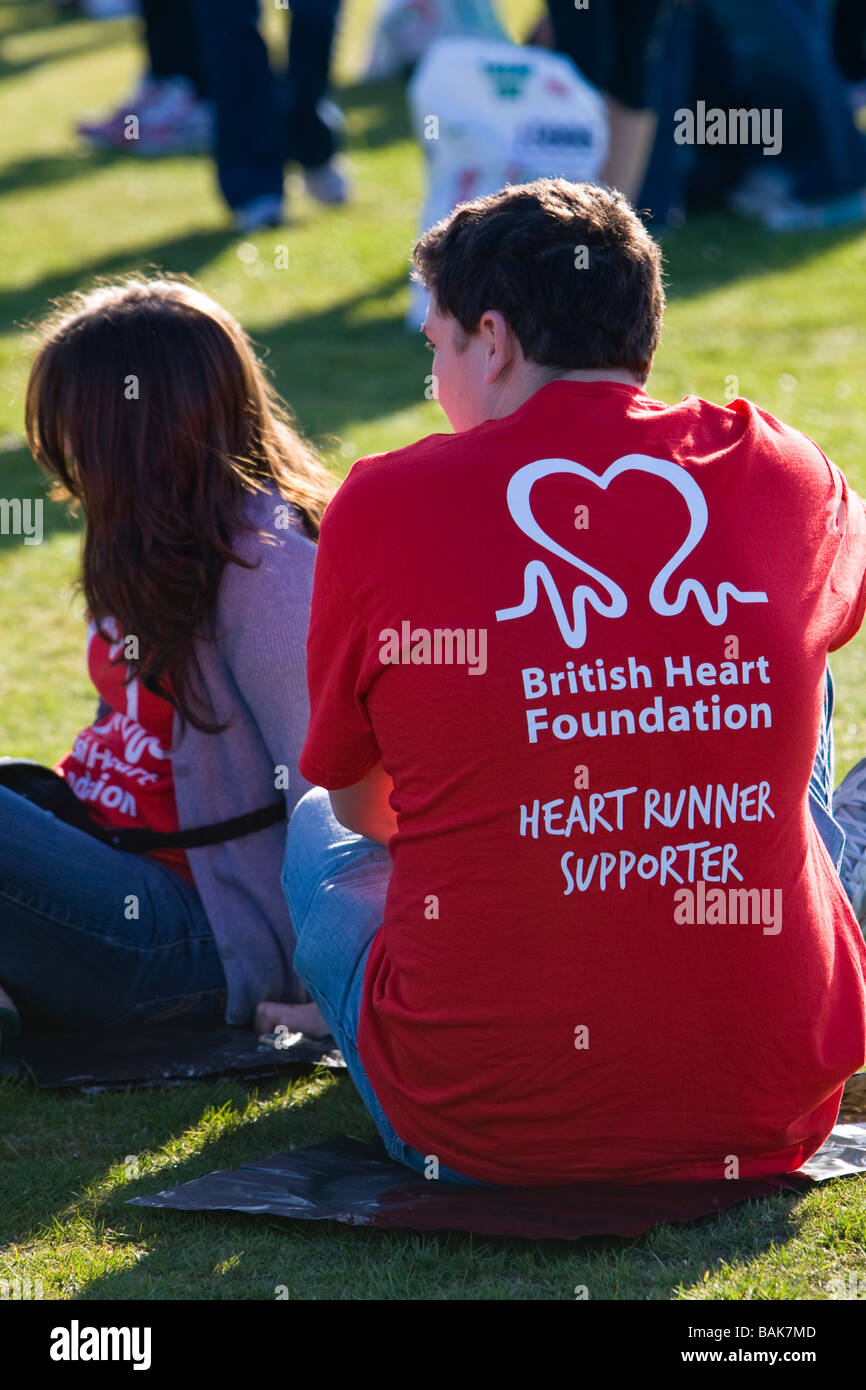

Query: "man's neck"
left=488, top=364, right=645, bottom=421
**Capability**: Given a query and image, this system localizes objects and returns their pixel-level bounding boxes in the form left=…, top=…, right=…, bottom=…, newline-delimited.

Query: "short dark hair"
left=412, top=179, right=664, bottom=384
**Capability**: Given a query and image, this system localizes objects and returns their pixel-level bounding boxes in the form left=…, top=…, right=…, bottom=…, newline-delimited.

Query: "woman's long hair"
left=25, top=275, right=335, bottom=731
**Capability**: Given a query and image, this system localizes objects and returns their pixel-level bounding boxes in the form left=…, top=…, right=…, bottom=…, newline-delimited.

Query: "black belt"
left=0, top=758, right=286, bottom=853
left=100, top=799, right=287, bottom=852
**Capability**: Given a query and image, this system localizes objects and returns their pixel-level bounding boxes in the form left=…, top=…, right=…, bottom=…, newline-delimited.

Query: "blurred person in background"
left=75, top=0, right=349, bottom=227
left=543, top=0, right=866, bottom=230
left=686, top=0, right=866, bottom=229
left=641, top=0, right=866, bottom=229
left=192, top=0, right=350, bottom=230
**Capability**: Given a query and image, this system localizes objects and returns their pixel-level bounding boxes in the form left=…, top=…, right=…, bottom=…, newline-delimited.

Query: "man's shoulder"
left=694, top=391, right=817, bottom=445
left=347, top=428, right=463, bottom=483
left=321, top=428, right=469, bottom=529
left=678, top=392, right=832, bottom=475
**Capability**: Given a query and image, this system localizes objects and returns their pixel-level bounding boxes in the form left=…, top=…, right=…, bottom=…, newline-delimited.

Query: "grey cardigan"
left=169, top=487, right=316, bottom=1023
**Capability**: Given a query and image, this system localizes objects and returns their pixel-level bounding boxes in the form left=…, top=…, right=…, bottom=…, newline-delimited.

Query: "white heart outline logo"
left=494, top=454, right=769, bottom=648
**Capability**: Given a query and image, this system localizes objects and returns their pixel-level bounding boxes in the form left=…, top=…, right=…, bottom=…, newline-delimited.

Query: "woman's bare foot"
left=254, top=999, right=331, bottom=1039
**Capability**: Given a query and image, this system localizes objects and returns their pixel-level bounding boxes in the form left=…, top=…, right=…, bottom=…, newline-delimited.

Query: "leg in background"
left=834, top=0, right=866, bottom=85
left=703, top=0, right=866, bottom=204
left=284, top=0, right=343, bottom=170
left=192, top=0, right=284, bottom=212
left=142, top=0, right=208, bottom=95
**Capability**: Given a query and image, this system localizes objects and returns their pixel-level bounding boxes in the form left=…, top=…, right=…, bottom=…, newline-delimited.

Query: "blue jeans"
left=0, top=785, right=227, bottom=1033
left=282, top=787, right=493, bottom=1187
left=283, top=669, right=847, bottom=1188
left=639, top=0, right=866, bottom=225
left=810, top=666, right=845, bottom=872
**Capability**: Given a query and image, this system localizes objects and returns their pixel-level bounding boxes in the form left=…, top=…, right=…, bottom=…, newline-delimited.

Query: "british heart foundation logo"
left=494, top=454, right=769, bottom=648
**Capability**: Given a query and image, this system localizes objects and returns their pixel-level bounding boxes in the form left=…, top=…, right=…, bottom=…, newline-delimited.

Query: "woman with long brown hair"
left=0, top=275, right=334, bottom=1047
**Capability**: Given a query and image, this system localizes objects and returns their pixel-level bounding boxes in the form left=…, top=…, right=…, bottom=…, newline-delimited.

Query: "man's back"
left=301, top=378, right=866, bottom=1184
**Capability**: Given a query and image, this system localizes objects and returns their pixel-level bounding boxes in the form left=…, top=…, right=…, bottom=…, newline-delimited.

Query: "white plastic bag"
left=407, top=37, right=608, bottom=326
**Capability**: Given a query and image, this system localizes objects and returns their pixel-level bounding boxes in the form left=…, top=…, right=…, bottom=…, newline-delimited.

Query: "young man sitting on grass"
left=264, top=178, right=866, bottom=1186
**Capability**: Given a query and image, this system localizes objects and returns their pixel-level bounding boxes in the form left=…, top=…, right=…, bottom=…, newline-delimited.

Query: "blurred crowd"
left=56, top=0, right=866, bottom=233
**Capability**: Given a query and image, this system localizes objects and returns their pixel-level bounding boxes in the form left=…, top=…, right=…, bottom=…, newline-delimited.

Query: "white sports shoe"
left=76, top=74, right=164, bottom=148
left=233, top=194, right=284, bottom=231
left=133, top=78, right=213, bottom=156
left=832, top=756, right=866, bottom=925
left=727, top=169, right=793, bottom=219
left=303, top=157, right=351, bottom=206
left=77, top=76, right=212, bottom=156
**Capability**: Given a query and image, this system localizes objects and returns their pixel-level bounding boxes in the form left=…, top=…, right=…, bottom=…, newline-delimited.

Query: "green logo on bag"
left=484, top=62, right=530, bottom=100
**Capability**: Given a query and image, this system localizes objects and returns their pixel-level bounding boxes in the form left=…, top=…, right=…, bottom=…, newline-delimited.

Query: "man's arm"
left=330, top=759, right=397, bottom=845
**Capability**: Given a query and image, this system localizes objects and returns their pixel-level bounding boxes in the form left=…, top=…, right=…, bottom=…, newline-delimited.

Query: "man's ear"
left=478, top=309, right=517, bottom=383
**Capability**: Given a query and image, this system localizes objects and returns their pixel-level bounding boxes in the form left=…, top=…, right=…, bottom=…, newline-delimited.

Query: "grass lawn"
left=1, top=0, right=866, bottom=1303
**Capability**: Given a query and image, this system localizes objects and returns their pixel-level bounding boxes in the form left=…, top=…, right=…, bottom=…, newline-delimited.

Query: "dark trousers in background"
left=141, top=0, right=208, bottom=97
left=701, top=0, right=866, bottom=203
left=638, top=0, right=866, bottom=224
left=834, top=0, right=866, bottom=84
left=192, top=0, right=342, bottom=210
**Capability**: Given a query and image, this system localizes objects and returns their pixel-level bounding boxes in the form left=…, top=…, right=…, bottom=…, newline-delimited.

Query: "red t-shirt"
left=299, top=380, right=866, bottom=1185
left=56, top=618, right=192, bottom=883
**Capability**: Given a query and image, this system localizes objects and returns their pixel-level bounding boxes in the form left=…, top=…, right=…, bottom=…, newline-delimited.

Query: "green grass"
left=1, top=0, right=866, bottom=1302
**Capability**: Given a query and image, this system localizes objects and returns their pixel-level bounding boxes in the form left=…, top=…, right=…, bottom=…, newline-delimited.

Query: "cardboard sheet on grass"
left=0, top=1018, right=344, bottom=1090
left=128, top=1124, right=866, bottom=1240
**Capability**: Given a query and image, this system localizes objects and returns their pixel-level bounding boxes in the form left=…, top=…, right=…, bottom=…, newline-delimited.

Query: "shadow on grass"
left=83, top=1101, right=812, bottom=1299
left=0, top=225, right=238, bottom=334
left=0, top=3, right=131, bottom=81
left=339, top=76, right=412, bottom=152
left=652, top=213, right=865, bottom=305
left=0, top=75, right=412, bottom=206
left=0, top=447, right=81, bottom=553
left=0, top=1067, right=371, bottom=1254
left=0, top=146, right=138, bottom=203
left=1, top=254, right=426, bottom=471
left=0, top=1054, right=829, bottom=1299
left=251, top=271, right=429, bottom=442
left=2, top=1067, right=814, bottom=1300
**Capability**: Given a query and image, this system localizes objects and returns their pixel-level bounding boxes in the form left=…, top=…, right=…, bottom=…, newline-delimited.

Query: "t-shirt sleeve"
left=824, top=459, right=866, bottom=652
left=298, top=530, right=382, bottom=790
